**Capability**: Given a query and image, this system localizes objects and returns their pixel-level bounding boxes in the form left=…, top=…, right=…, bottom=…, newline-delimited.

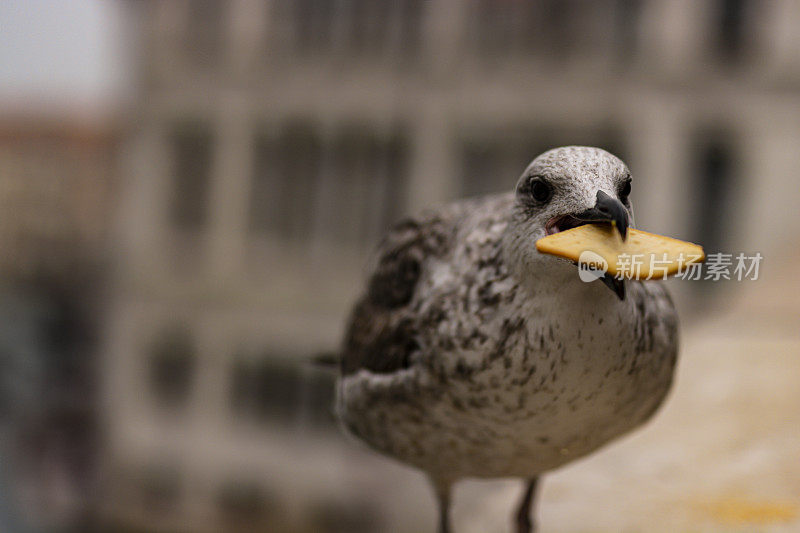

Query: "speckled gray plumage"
left=337, top=146, right=678, bottom=494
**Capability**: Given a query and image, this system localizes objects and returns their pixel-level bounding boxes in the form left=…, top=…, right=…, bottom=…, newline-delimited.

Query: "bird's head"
left=508, top=146, right=634, bottom=299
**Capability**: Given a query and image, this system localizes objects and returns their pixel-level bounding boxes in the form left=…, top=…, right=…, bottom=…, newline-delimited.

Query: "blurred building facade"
left=0, top=119, right=115, bottom=279
left=0, top=116, right=116, bottom=529
left=102, top=1, right=800, bottom=531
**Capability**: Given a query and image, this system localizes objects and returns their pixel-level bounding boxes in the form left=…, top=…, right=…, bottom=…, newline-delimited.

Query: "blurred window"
left=613, top=0, right=642, bottom=65
left=309, top=499, right=381, bottom=533
left=690, top=132, right=737, bottom=253
left=272, top=0, right=423, bottom=60
left=185, top=0, right=225, bottom=66
left=297, top=365, right=337, bottom=428
left=461, top=133, right=542, bottom=197
left=148, top=326, right=196, bottom=408
left=217, top=479, right=273, bottom=526
left=322, top=126, right=409, bottom=244
left=230, top=356, right=296, bottom=422
left=397, top=0, right=424, bottom=59
left=283, top=0, right=336, bottom=54
left=170, top=122, right=214, bottom=231
left=140, top=462, right=182, bottom=514
left=347, top=0, right=394, bottom=55
left=468, top=0, right=630, bottom=65
left=249, top=121, right=409, bottom=246
left=249, top=120, right=321, bottom=241
left=470, top=0, right=534, bottom=55
left=229, top=354, right=336, bottom=429
left=715, top=0, right=750, bottom=63
left=459, top=126, right=625, bottom=197
left=469, top=0, right=578, bottom=59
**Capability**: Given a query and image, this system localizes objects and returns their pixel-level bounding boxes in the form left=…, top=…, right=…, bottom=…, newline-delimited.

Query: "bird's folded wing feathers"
left=340, top=212, right=459, bottom=376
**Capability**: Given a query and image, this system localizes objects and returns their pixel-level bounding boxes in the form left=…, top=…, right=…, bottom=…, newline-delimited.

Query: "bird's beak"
left=600, top=274, right=626, bottom=301
left=574, top=190, right=630, bottom=241
left=574, top=190, right=630, bottom=301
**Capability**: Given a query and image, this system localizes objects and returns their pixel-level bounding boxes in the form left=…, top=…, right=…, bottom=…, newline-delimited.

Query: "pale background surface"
left=0, top=1, right=799, bottom=532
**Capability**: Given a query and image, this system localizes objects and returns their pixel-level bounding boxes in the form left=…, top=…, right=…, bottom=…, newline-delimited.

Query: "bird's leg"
left=514, top=477, right=539, bottom=533
left=430, top=477, right=453, bottom=533
left=437, top=490, right=451, bottom=533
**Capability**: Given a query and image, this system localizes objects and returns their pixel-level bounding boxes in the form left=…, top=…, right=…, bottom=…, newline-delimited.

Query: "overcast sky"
left=0, top=0, right=130, bottom=114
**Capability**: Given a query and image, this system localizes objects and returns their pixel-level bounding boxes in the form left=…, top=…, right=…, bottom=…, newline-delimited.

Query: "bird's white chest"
left=427, top=280, right=675, bottom=477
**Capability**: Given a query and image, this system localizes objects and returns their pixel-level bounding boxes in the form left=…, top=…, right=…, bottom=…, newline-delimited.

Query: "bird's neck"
left=509, top=247, right=615, bottom=307
left=499, top=224, right=615, bottom=304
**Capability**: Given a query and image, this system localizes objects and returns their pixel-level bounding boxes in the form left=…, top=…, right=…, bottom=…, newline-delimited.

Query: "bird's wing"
left=340, top=209, right=462, bottom=376
left=628, top=280, right=679, bottom=371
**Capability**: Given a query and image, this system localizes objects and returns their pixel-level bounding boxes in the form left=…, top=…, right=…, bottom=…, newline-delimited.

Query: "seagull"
left=336, top=146, right=679, bottom=532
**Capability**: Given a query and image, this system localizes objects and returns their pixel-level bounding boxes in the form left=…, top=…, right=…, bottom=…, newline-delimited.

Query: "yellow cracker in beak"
left=536, top=224, right=705, bottom=280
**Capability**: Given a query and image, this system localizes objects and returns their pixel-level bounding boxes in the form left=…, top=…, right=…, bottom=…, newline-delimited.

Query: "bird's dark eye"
left=619, top=179, right=632, bottom=202
left=529, top=178, right=553, bottom=203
